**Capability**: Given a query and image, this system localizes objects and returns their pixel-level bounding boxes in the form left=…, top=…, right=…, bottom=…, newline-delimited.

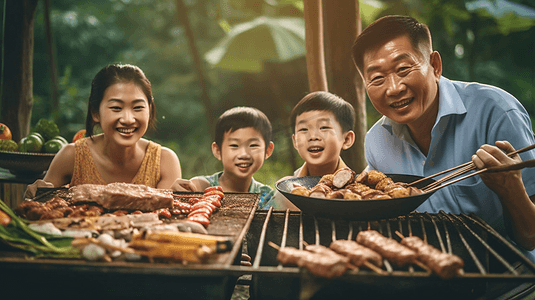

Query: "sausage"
left=276, top=245, right=350, bottom=278
left=187, top=214, right=210, bottom=227
left=332, top=167, right=356, bottom=188
left=188, top=207, right=212, bottom=218
left=329, top=239, right=383, bottom=267
left=191, top=202, right=215, bottom=213
left=204, top=190, right=224, bottom=200
left=356, top=230, right=417, bottom=267
left=153, top=208, right=172, bottom=218
left=400, top=236, right=464, bottom=279
left=204, top=186, right=223, bottom=193
left=308, top=184, right=332, bottom=198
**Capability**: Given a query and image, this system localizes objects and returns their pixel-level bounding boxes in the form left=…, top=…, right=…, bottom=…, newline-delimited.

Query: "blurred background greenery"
left=2, top=0, right=534, bottom=188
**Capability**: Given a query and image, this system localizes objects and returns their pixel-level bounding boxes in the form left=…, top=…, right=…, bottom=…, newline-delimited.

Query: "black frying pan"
left=276, top=174, right=437, bottom=220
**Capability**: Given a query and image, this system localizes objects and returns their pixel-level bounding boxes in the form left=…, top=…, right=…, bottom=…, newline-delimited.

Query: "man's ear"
left=211, top=142, right=222, bottom=161
left=430, top=51, right=442, bottom=82
left=292, top=134, right=298, bottom=150
left=342, top=130, right=355, bottom=150
left=265, top=142, right=274, bottom=159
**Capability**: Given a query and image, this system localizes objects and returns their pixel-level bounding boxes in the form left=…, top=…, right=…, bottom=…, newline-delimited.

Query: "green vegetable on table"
left=0, top=200, right=80, bottom=258
left=33, top=118, right=60, bottom=142
left=18, top=134, right=44, bottom=153
left=0, top=139, right=18, bottom=152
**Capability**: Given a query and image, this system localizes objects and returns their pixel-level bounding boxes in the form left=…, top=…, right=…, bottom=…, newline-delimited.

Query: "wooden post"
left=44, top=0, right=60, bottom=124
left=323, top=0, right=367, bottom=172
left=303, top=0, right=327, bottom=92
left=0, top=0, right=39, bottom=141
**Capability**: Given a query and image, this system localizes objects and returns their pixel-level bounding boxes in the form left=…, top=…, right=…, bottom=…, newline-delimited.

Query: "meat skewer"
left=329, top=239, right=385, bottom=274
left=303, top=243, right=358, bottom=271
left=268, top=241, right=351, bottom=279
left=356, top=230, right=429, bottom=271
left=395, top=231, right=464, bottom=279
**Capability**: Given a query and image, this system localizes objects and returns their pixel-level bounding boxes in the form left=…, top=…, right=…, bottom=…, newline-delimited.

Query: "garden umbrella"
left=465, top=0, right=535, bottom=34
left=204, top=16, right=306, bottom=73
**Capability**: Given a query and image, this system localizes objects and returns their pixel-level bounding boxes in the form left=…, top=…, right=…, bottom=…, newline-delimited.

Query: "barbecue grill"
left=245, top=208, right=535, bottom=300
left=0, top=192, right=261, bottom=300
left=2, top=191, right=535, bottom=300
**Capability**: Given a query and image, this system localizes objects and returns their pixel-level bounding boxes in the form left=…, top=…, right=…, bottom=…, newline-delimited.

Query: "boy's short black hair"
left=352, top=15, right=432, bottom=76
left=290, top=91, right=355, bottom=133
left=215, top=106, right=272, bottom=148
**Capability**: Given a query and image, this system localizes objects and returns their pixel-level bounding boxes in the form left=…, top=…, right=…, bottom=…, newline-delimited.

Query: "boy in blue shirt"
left=267, top=91, right=356, bottom=210
left=173, top=106, right=275, bottom=209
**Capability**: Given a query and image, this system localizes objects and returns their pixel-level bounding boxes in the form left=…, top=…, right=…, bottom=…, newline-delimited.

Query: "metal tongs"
left=409, top=143, right=535, bottom=193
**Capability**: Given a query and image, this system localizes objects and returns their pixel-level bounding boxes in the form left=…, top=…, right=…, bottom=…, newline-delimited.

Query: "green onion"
left=0, top=199, right=80, bottom=258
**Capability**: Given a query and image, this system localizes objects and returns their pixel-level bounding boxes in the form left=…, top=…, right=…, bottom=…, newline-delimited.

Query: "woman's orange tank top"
left=70, top=138, right=161, bottom=188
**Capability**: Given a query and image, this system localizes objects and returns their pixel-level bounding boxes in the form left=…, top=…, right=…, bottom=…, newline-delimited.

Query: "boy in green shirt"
left=173, top=106, right=275, bottom=208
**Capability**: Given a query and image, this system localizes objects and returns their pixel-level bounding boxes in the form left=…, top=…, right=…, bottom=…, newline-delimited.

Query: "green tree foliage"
left=25, top=0, right=535, bottom=187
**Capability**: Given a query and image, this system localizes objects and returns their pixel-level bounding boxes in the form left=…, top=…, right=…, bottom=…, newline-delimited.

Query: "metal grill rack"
left=245, top=208, right=535, bottom=300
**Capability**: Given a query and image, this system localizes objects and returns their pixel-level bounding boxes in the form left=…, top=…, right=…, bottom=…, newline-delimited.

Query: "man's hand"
left=471, top=141, right=522, bottom=198
left=24, top=179, right=54, bottom=199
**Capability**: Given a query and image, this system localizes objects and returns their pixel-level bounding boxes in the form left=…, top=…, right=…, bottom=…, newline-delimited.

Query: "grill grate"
left=245, top=208, right=535, bottom=299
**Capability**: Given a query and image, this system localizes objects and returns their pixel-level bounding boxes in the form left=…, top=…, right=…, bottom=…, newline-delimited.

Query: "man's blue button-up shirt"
left=365, top=76, right=535, bottom=261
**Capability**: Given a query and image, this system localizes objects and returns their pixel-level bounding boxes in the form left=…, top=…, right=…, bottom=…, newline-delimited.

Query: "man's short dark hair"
left=290, top=91, right=356, bottom=134
left=215, top=106, right=272, bottom=149
left=352, top=15, right=433, bottom=75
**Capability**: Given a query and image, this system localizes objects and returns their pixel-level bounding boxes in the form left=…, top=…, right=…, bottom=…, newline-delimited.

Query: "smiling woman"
left=24, top=64, right=183, bottom=198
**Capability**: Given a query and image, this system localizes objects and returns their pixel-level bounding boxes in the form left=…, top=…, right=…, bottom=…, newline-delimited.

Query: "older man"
left=352, top=15, right=535, bottom=263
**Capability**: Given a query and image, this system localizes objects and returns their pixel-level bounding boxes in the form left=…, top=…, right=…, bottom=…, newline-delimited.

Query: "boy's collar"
left=296, top=157, right=348, bottom=177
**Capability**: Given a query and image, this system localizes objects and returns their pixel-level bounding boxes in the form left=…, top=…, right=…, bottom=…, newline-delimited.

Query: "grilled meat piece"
left=70, top=183, right=174, bottom=211
left=276, top=245, right=350, bottom=278
left=327, top=190, right=346, bottom=199
left=345, top=183, right=370, bottom=195
left=14, top=200, right=44, bottom=218
left=329, top=239, right=383, bottom=267
left=318, top=174, right=334, bottom=188
left=332, top=167, right=356, bottom=188
left=355, top=169, right=368, bottom=184
left=343, top=191, right=362, bottom=200
left=290, top=186, right=310, bottom=197
left=308, top=184, right=332, bottom=198
left=360, top=189, right=390, bottom=200
left=356, top=230, right=417, bottom=267
left=44, top=197, right=69, bottom=209
left=409, top=186, right=424, bottom=196
left=386, top=186, right=411, bottom=198
left=400, top=236, right=464, bottom=279
left=276, top=246, right=306, bottom=265
left=375, top=177, right=394, bottom=191
left=366, top=170, right=387, bottom=186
